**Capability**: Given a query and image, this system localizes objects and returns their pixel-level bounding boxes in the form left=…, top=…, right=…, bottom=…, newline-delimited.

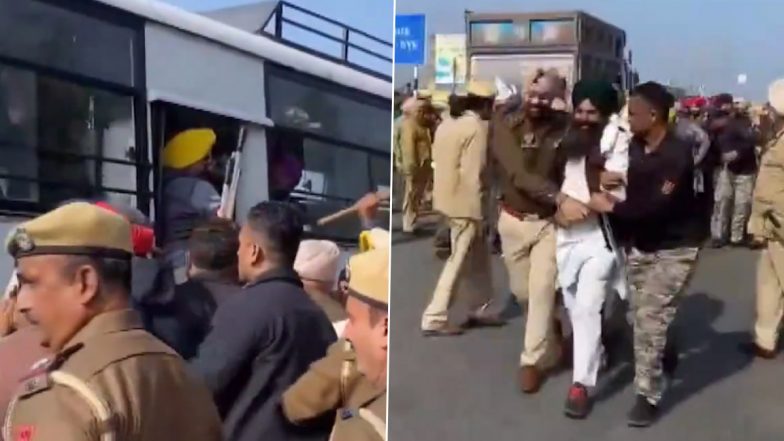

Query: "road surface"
left=388, top=216, right=783, bottom=441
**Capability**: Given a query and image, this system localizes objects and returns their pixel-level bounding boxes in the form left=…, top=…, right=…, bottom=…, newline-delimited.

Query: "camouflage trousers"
left=627, top=246, right=699, bottom=404
left=711, top=169, right=755, bottom=243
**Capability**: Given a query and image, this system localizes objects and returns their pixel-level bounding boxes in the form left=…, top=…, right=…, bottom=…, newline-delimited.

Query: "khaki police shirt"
left=432, top=111, right=489, bottom=221
left=282, top=339, right=385, bottom=441
left=330, top=390, right=386, bottom=441
left=3, top=309, right=222, bottom=441
left=282, top=339, right=375, bottom=423
left=400, top=116, right=432, bottom=175
left=0, top=327, right=51, bottom=421
left=490, top=110, right=569, bottom=218
left=749, top=128, right=784, bottom=241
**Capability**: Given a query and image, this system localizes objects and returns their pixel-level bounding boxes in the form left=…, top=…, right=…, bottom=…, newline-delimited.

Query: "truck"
left=464, top=10, right=632, bottom=99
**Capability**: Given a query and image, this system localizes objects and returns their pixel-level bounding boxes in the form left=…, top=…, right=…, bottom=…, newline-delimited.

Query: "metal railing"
left=261, top=1, right=392, bottom=81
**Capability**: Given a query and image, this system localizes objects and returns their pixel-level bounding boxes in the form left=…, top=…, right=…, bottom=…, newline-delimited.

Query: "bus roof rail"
left=260, top=1, right=392, bottom=81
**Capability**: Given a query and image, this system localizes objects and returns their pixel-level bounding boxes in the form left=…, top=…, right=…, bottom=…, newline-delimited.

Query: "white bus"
left=0, top=0, right=392, bottom=283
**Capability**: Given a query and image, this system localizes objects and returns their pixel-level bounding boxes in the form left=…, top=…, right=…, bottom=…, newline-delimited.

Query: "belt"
left=500, top=202, right=542, bottom=222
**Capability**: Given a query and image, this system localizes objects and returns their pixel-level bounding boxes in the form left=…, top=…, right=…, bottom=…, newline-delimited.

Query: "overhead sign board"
left=434, top=34, right=466, bottom=84
left=395, top=14, right=426, bottom=65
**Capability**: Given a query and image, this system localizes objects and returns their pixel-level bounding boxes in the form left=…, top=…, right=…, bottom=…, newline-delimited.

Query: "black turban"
left=631, top=81, right=675, bottom=119
left=714, top=93, right=734, bottom=106
left=571, top=80, right=619, bottom=117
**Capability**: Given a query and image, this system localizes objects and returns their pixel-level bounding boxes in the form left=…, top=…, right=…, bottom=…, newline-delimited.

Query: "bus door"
left=148, top=101, right=246, bottom=239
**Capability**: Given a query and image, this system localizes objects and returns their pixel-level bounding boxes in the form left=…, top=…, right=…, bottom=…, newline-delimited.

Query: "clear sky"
left=161, top=0, right=394, bottom=75
left=395, top=0, right=783, bottom=101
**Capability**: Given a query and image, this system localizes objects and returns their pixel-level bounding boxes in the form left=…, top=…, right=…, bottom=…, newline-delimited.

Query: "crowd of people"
left=0, top=127, right=389, bottom=441
left=395, top=70, right=784, bottom=428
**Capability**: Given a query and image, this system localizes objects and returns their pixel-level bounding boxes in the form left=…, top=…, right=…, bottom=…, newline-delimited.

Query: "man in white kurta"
left=555, top=80, right=629, bottom=419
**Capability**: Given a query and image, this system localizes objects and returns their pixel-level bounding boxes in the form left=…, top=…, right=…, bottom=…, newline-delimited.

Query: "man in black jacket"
left=708, top=94, right=758, bottom=247
left=145, top=218, right=243, bottom=360
left=191, top=201, right=336, bottom=441
left=592, top=82, right=705, bottom=427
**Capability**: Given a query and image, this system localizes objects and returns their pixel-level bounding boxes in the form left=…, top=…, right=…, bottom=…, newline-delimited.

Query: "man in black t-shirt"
left=591, top=82, right=704, bottom=428
left=707, top=94, right=758, bottom=247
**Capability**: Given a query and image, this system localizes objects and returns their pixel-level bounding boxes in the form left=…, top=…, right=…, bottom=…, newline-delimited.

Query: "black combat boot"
left=627, top=395, right=658, bottom=427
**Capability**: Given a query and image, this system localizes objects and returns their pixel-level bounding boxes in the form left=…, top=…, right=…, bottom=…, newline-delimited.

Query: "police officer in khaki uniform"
left=281, top=230, right=389, bottom=434
left=281, top=337, right=377, bottom=428
left=330, top=230, right=389, bottom=440
left=3, top=202, right=222, bottom=441
left=491, top=71, right=578, bottom=393
left=745, top=78, right=784, bottom=359
left=421, top=81, right=504, bottom=336
left=400, top=94, right=434, bottom=234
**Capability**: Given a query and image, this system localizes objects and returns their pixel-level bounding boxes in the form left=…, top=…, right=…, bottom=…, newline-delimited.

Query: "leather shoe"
left=466, top=314, right=506, bottom=328
left=519, top=365, right=545, bottom=394
left=434, top=247, right=451, bottom=260
left=739, top=342, right=776, bottom=359
left=422, top=324, right=464, bottom=338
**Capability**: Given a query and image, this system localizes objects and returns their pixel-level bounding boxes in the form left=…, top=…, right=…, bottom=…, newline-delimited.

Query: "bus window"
left=266, top=129, right=305, bottom=202
left=0, top=0, right=145, bottom=216
left=265, top=65, right=390, bottom=155
left=0, top=64, right=139, bottom=210
left=264, top=64, right=390, bottom=242
left=0, top=0, right=136, bottom=88
left=157, top=104, right=240, bottom=187
left=150, top=102, right=242, bottom=244
left=266, top=126, right=386, bottom=242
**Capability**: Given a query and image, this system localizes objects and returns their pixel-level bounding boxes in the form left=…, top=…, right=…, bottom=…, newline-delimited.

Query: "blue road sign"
left=395, top=14, right=426, bottom=66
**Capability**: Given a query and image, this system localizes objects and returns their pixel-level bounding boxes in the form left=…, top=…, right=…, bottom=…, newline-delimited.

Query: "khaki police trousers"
left=422, top=218, right=495, bottom=330
left=402, top=167, right=430, bottom=233
left=755, top=240, right=784, bottom=351
left=497, top=211, right=560, bottom=368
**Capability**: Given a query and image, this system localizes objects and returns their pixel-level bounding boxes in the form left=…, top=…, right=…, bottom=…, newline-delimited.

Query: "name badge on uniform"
left=521, top=133, right=537, bottom=149
left=20, top=373, right=51, bottom=398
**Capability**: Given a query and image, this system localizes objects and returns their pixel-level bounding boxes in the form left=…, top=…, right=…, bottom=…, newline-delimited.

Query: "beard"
left=560, top=122, right=604, bottom=159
